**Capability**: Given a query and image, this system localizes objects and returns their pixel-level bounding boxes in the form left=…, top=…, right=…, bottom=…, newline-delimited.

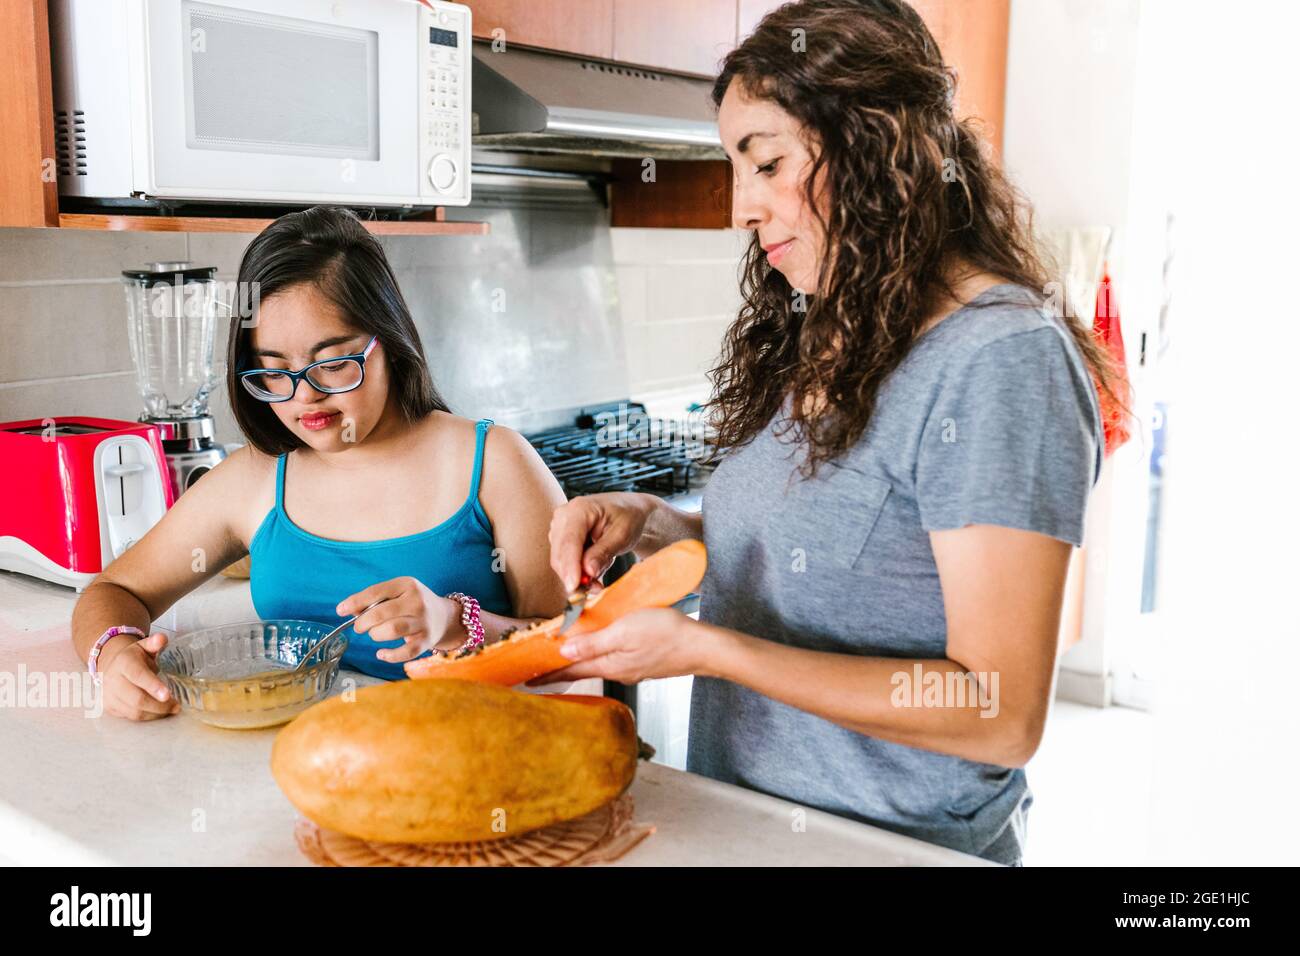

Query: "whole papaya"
left=271, top=679, right=638, bottom=844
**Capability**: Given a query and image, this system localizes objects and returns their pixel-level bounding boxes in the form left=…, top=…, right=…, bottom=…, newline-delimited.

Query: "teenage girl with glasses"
left=71, top=206, right=569, bottom=720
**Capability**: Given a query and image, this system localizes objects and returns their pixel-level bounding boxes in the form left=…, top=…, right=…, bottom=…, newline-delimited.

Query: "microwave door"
left=140, top=0, right=421, bottom=205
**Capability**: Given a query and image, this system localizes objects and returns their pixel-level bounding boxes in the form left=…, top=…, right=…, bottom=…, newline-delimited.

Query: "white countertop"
left=0, top=569, right=990, bottom=866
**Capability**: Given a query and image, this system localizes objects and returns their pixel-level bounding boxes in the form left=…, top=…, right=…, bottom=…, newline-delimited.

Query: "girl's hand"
left=337, top=577, right=462, bottom=664
left=100, top=632, right=181, bottom=721
left=527, top=608, right=703, bottom=685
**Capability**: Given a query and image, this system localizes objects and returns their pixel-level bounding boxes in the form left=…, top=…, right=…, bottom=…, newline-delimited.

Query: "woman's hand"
left=527, top=608, right=705, bottom=685
left=100, top=632, right=181, bottom=721
left=337, top=577, right=462, bottom=663
left=548, top=492, right=658, bottom=593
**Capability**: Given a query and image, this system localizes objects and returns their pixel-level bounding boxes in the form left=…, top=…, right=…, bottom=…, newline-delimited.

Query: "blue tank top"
left=248, top=418, right=512, bottom=681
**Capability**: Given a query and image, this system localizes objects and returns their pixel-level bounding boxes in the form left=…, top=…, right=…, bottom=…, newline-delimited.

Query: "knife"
left=558, top=571, right=595, bottom=634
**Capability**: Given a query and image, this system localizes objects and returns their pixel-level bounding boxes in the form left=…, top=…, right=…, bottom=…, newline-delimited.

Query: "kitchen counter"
left=0, top=570, right=991, bottom=866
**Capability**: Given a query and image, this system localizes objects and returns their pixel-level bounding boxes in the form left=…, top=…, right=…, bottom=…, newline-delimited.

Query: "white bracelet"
left=88, top=626, right=145, bottom=685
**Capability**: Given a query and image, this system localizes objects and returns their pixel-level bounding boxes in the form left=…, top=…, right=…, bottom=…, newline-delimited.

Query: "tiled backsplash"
left=612, top=227, right=747, bottom=400
left=0, top=212, right=744, bottom=442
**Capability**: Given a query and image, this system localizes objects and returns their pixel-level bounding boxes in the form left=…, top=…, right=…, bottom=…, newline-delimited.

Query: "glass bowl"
left=157, top=620, right=347, bottom=730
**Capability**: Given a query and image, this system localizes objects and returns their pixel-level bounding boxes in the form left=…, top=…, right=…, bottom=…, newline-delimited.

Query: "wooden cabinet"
left=910, top=0, right=1011, bottom=156
left=608, top=0, right=771, bottom=231
left=609, top=159, right=731, bottom=229
left=612, top=0, right=736, bottom=78
left=1, top=0, right=58, bottom=228
left=470, top=1, right=735, bottom=78
left=620, top=0, right=1012, bottom=229
left=737, top=0, right=1009, bottom=154
left=468, top=0, right=614, bottom=60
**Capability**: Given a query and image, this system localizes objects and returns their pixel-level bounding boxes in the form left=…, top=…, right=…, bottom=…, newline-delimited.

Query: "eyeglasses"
left=238, top=335, right=378, bottom=403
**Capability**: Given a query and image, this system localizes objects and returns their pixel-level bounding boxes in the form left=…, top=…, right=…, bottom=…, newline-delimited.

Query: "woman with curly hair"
left=545, top=0, right=1116, bottom=865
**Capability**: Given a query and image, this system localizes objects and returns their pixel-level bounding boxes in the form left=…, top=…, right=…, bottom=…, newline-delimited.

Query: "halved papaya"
left=404, top=538, right=707, bottom=685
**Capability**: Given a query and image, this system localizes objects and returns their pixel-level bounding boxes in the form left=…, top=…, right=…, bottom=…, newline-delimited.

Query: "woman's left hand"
left=528, top=608, right=705, bottom=685
left=337, top=577, right=461, bottom=664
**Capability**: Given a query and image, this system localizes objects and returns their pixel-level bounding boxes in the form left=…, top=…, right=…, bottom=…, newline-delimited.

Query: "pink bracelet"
left=88, top=626, right=145, bottom=685
left=444, top=592, right=485, bottom=656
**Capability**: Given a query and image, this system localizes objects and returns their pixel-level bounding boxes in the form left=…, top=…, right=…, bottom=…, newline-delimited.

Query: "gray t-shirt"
left=687, top=284, right=1103, bottom=865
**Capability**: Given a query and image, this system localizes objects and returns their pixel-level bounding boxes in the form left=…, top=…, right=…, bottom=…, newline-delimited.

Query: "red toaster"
left=0, top=416, right=173, bottom=590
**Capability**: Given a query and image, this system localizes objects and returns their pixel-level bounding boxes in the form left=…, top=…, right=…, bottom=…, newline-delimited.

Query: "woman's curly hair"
left=707, top=0, right=1120, bottom=474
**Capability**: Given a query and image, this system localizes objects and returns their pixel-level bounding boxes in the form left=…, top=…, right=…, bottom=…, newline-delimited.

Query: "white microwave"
left=49, top=0, right=471, bottom=207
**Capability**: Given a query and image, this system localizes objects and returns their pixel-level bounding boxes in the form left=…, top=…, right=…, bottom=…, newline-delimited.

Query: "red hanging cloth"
left=1093, top=265, right=1133, bottom=456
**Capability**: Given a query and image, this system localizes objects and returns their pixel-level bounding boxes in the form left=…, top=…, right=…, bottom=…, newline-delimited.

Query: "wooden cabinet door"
left=610, top=158, right=731, bottom=229
left=609, top=0, right=1012, bottom=229
left=0, top=0, right=57, bottom=228
left=612, top=0, right=737, bottom=77
left=734, top=1, right=1010, bottom=154
left=468, top=0, right=614, bottom=60
left=900, top=0, right=1012, bottom=154
left=468, top=1, right=735, bottom=74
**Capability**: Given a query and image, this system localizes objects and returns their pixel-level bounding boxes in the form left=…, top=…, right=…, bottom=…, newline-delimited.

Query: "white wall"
left=612, top=226, right=745, bottom=405
left=1004, top=0, right=1151, bottom=702
left=1134, top=0, right=1300, bottom=862
left=1011, top=0, right=1300, bottom=861
left=1004, top=0, right=1142, bottom=233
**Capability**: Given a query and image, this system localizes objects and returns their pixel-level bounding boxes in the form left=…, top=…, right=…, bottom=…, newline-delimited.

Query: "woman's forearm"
left=633, top=493, right=704, bottom=560
left=696, top=622, right=1038, bottom=768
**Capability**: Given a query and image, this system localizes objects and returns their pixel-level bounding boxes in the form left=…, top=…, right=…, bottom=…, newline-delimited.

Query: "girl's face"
left=718, top=79, right=827, bottom=294
left=247, top=283, right=391, bottom=453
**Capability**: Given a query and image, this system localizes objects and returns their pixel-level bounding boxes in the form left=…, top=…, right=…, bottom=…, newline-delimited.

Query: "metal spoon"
left=294, top=600, right=382, bottom=672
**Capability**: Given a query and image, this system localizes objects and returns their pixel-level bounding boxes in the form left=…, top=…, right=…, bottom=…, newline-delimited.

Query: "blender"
left=122, top=262, right=227, bottom=498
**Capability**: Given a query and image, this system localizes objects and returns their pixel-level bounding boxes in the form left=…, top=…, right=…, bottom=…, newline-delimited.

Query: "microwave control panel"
left=418, top=1, right=471, bottom=205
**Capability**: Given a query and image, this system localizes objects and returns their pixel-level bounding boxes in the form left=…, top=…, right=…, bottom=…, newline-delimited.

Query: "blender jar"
left=121, top=262, right=220, bottom=421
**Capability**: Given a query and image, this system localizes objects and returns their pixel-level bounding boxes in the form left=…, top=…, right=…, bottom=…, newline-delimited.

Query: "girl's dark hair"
left=707, top=0, right=1121, bottom=474
left=226, top=206, right=448, bottom=455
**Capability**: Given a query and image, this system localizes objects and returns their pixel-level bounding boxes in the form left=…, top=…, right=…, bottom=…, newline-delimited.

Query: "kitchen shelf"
left=56, top=212, right=489, bottom=236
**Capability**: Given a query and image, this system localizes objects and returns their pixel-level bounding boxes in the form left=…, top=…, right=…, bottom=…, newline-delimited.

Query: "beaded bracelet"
left=444, top=592, right=485, bottom=656
left=88, top=625, right=146, bottom=685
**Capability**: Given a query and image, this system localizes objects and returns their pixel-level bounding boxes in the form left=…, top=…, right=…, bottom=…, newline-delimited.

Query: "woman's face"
left=718, top=79, right=826, bottom=294
left=247, top=283, right=391, bottom=453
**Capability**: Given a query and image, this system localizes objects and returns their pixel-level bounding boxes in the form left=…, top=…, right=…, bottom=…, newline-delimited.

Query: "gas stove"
left=525, top=401, right=715, bottom=512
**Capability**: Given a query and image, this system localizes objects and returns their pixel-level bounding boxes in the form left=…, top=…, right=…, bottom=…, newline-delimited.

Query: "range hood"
left=471, top=42, right=725, bottom=161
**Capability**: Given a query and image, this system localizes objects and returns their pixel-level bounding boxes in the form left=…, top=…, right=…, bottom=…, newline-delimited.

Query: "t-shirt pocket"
left=783, top=462, right=892, bottom=572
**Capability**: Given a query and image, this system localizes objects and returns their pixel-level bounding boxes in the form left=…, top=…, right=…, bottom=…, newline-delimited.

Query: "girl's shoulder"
left=412, top=411, right=530, bottom=480
left=417, top=410, right=487, bottom=458
left=225, top=443, right=281, bottom=505
left=419, top=410, right=530, bottom=457
left=410, top=412, right=555, bottom=518
left=442, top=415, right=553, bottom=497
left=206, top=440, right=278, bottom=486
left=173, top=442, right=278, bottom=545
